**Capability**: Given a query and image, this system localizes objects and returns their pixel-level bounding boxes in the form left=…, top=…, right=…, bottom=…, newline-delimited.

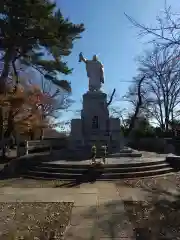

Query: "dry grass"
left=0, top=202, right=73, bottom=240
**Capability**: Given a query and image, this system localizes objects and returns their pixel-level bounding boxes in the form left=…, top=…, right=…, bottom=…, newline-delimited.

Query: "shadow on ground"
left=56, top=166, right=104, bottom=188
left=66, top=183, right=180, bottom=239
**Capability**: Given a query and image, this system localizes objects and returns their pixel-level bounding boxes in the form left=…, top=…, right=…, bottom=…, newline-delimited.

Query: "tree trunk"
left=30, top=130, right=34, bottom=140
left=40, top=128, right=44, bottom=140
left=1, top=108, right=14, bottom=158
left=0, top=56, right=11, bottom=142
left=1, top=57, right=21, bottom=157
left=4, top=109, right=14, bottom=139
left=127, top=76, right=145, bottom=137
left=0, top=50, right=13, bottom=158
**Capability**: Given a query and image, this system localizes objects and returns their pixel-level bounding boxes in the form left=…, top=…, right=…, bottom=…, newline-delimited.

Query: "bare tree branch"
left=125, top=2, right=180, bottom=49
left=107, top=88, right=116, bottom=107
left=126, top=76, right=146, bottom=136
left=131, top=46, right=180, bottom=131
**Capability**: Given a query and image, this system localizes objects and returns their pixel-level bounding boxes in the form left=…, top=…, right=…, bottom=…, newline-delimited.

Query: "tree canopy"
left=0, top=0, right=84, bottom=156
left=0, top=0, right=84, bottom=91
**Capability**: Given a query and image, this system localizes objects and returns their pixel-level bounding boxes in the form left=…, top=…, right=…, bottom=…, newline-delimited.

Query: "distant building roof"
left=43, top=128, right=66, bottom=138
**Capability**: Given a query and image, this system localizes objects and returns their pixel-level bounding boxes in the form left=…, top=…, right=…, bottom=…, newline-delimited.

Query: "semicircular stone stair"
left=21, top=159, right=178, bottom=180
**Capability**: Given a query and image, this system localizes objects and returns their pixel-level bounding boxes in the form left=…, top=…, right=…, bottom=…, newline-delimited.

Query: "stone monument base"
left=70, top=90, right=122, bottom=154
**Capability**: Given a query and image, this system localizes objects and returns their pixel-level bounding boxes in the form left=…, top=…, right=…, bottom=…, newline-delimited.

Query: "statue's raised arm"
left=79, top=52, right=87, bottom=63
left=79, top=52, right=105, bottom=92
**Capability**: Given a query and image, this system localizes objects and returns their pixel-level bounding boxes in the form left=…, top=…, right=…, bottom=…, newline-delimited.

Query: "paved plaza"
left=0, top=174, right=180, bottom=239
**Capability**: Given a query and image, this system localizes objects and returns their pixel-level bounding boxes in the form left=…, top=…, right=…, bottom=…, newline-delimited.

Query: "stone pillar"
left=81, top=91, right=109, bottom=139
left=109, top=118, right=121, bottom=152
left=70, top=119, right=83, bottom=148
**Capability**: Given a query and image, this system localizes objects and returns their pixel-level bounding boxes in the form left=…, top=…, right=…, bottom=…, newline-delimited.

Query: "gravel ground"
left=124, top=200, right=180, bottom=239
left=0, top=172, right=180, bottom=189
left=0, top=178, right=69, bottom=188
left=116, top=172, right=180, bottom=191
left=0, top=202, right=73, bottom=240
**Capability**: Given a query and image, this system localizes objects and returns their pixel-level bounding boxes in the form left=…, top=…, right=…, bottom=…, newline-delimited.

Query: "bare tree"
left=110, top=106, right=128, bottom=128
left=132, top=46, right=180, bottom=131
left=124, top=76, right=146, bottom=136
left=125, top=1, right=180, bottom=49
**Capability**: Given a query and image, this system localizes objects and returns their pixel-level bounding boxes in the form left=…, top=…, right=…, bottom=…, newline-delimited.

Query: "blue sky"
left=55, top=0, right=178, bottom=128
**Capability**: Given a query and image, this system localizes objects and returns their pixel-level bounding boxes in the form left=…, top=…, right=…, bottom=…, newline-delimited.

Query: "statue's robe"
left=86, top=60, right=104, bottom=91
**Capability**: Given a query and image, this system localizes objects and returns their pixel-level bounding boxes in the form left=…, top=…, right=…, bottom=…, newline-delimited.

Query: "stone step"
left=22, top=171, right=176, bottom=181
left=107, top=152, right=142, bottom=158
left=100, top=168, right=176, bottom=179
left=51, top=149, right=141, bottom=160
left=119, top=149, right=133, bottom=153
left=39, top=159, right=166, bottom=169
left=23, top=167, right=176, bottom=180
left=32, top=162, right=169, bottom=174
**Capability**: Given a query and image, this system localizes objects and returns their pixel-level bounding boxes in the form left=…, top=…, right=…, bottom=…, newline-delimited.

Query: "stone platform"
left=45, top=156, right=165, bottom=165
left=20, top=153, right=177, bottom=180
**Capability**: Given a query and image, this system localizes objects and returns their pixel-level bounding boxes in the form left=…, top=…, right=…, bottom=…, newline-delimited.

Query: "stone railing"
left=17, top=138, right=69, bottom=157
left=26, top=140, right=52, bottom=155
left=17, top=140, right=52, bottom=157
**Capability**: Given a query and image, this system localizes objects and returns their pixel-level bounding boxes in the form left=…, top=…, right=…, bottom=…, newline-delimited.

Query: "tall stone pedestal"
left=70, top=91, right=122, bottom=152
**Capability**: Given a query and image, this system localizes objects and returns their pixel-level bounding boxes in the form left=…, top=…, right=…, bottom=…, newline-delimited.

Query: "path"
left=0, top=182, right=143, bottom=239
left=0, top=182, right=147, bottom=203
left=0, top=179, right=178, bottom=239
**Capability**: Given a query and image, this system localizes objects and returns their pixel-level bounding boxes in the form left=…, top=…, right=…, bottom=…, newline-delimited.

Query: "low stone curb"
left=166, top=155, right=180, bottom=169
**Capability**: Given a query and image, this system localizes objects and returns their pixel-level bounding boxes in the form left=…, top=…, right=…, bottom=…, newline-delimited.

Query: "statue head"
left=92, top=55, right=98, bottom=61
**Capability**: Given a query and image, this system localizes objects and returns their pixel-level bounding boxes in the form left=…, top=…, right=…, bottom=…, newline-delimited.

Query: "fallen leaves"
left=0, top=202, right=74, bottom=240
